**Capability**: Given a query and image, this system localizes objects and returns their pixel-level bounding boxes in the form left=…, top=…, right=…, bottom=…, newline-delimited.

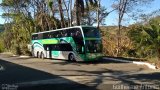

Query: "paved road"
left=0, top=54, right=160, bottom=90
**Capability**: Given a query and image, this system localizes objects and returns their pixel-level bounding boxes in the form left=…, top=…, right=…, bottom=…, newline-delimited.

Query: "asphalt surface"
left=0, top=54, right=160, bottom=90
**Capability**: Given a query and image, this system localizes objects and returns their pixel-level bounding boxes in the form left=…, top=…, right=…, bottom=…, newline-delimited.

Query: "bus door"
left=46, top=45, right=52, bottom=58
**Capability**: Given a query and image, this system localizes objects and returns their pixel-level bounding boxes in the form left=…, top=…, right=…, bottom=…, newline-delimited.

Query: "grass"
left=147, top=57, right=159, bottom=64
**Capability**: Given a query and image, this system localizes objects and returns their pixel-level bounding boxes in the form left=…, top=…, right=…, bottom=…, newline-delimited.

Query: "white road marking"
left=104, top=57, right=157, bottom=70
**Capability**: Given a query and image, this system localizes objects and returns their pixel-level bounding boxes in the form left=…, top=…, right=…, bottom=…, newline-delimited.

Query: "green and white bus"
left=31, top=26, right=102, bottom=61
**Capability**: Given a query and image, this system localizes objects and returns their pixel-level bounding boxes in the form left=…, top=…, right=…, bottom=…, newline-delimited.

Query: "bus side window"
left=52, top=45, right=56, bottom=50
left=49, top=32, right=51, bottom=38
left=64, top=30, right=68, bottom=37
left=69, top=28, right=81, bottom=38
left=70, top=28, right=75, bottom=37
left=43, top=33, right=49, bottom=39
left=52, top=44, right=60, bottom=51
left=55, top=44, right=60, bottom=51
left=66, top=29, right=71, bottom=37
left=32, top=34, right=38, bottom=40
left=54, top=31, right=61, bottom=38
left=62, top=30, right=67, bottom=37
left=35, top=35, right=38, bottom=40
left=75, top=28, right=82, bottom=38
left=38, top=33, right=43, bottom=39
left=60, top=44, right=73, bottom=51
left=67, top=44, right=73, bottom=51
left=53, top=31, right=60, bottom=38
left=50, top=32, right=55, bottom=38
left=32, top=35, right=34, bottom=40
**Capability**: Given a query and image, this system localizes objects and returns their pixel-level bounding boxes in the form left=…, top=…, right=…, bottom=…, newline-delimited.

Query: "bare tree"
left=63, top=0, right=70, bottom=27
left=70, top=0, right=73, bottom=26
left=73, top=0, right=98, bottom=26
left=112, top=0, right=154, bottom=56
left=57, top=0, right=65, bottom=28
left=117, top=0, right=128, bottom=56
left=97, top=0, right=100, bottom=29
left=74, top=0, right=82, bottom=25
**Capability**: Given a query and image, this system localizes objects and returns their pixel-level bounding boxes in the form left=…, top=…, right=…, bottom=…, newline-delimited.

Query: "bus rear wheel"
left=40, top=52, right=44, bottom=59
left=68, top=54, right=76, bottom=62
left=37, top=52, right=39, bottom=58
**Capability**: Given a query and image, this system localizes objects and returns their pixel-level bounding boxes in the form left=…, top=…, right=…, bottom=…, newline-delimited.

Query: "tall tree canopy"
left=0, top=0, right=107, bottom=55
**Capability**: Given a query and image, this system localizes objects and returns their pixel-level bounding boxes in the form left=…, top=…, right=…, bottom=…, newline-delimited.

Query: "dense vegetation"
left=102, top=16, right=160, bottom=58
left=0, top=24, right=4, bottom=31
left=0, top=0, right=160, bottom=64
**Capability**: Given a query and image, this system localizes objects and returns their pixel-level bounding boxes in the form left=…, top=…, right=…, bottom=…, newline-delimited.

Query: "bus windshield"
left=86, top=40, right=102, bottom=53
left=82, top=27, right=100, bottom=38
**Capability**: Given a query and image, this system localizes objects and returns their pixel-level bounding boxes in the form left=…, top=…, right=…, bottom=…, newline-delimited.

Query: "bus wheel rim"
left=70, top=54, right=74, bottom=60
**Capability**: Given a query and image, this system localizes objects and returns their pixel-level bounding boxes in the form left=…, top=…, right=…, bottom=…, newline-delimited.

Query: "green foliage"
left=48, top=1, right=53, bottom=9
left=0, top=35, right=5, bottom=53
left=81, top=6, right=108, bottom=25
left=100, top=26, right=132, bottom=57
left=128, top=16, right=160, bottom=58
left=1, top=13, right=35, bottom=55
left=0, top=30, right=4, bottom=52
left=0, top=0, right=107, bottom=55
left=0, top=0, right=63, bottom=55
left=0, top=24, right=4, bottom=32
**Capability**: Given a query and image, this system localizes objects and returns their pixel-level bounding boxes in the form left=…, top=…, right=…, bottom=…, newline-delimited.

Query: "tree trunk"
left=70, top=0, right=73, bottom=26
left=117, top=20, right=121, bottom=56
left=48, top=1, right=58, bottom=29
left=97, top=0, right=100, bottom=29
left=57, top=0, right=65, bottom=28
left=116, top=0, right=128, bottom=56
left=63, top=0, right=70, bottom=27
left=75, top=0, right=80, bottom=25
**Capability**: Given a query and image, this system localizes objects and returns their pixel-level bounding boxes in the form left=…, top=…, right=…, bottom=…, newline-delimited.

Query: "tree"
left=69, top=0, right=73, bottom=26
left=143, top=18, right=160, bottom=68
left=112, top=0, right=154, bottom=56
left=62, top=0, right=70, bottom=27
left=0, top=0, right=108, bottom=55
left=74, top=0, right=84, bottom=25
left=81, top=6, right=109, bottom=26
left=0, top=0, right=36, bottom=54
left=128, top=16, right=160, bottom=68
left=73, top=0, right=98, bottom=25
left=57, top=0, right=65, bottom=28
left=96, top=0, right=100, bottom=29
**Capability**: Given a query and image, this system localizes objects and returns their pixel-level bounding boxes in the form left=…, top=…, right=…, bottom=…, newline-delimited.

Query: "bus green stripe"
left=41, top=39, right=59, bottom=44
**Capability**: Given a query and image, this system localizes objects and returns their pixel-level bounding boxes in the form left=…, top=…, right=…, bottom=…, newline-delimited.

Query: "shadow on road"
left=0, top=59, right=97, bottom=90
left=103, top=56, right=147, bottom=62
left=47, top=58, right=130, bottom=66
left=0, top=55, right=160, bottom=90
left=57, top=68, right=160, bottom=90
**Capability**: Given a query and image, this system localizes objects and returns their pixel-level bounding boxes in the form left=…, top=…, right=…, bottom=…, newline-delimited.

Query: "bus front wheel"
left=68, top=54, right=76, bottom=62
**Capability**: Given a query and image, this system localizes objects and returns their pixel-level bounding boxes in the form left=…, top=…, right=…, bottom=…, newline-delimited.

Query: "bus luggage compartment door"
left=45, top=45, right=52, bottom=58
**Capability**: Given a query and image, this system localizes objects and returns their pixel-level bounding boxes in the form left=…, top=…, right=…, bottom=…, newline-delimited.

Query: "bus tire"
left=68, top=53, right=76, bottom=62
left=37, top=52, right=39, bottom=58
left=40, top=52, right=44, bottom=59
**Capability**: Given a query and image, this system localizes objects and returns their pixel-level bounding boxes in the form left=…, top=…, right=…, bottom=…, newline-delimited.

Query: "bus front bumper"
left=85, top=53, right=103, bottom=61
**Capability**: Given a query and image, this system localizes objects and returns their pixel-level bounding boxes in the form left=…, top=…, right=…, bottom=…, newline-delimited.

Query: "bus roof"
left=32, top=26, right=96, bottom=35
